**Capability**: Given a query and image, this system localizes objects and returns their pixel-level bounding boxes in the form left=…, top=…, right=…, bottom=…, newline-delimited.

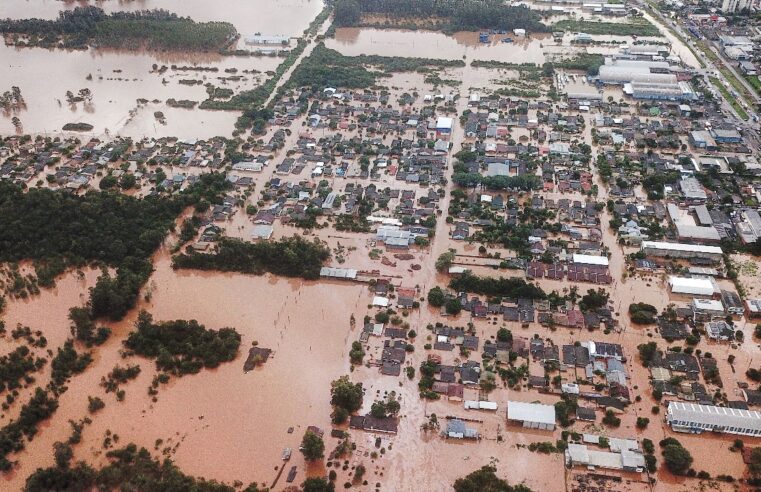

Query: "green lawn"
left=552, top=19, right=662, bottom=37
left=745, top=74, right=761, bottom=96
left=709, top=76, right=749, bottom=120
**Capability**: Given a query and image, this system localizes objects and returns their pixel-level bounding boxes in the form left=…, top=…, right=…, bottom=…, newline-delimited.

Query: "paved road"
left=636, top=0, right=760, bottom=140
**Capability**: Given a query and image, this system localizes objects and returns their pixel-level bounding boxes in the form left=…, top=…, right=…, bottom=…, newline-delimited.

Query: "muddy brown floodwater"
left=0, top=0, right=324, bottom=137
left=0, top=0, right=325, bottom=44
left=1, top=250, right=365, bottom=490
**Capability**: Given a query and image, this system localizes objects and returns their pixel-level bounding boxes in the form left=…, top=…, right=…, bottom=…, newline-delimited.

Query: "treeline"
left=0, top=6, right=237, bottom=51
left=0, top=173, right=231, bottom=321
left=334, top=0, right=548, bottom=33
left=287, top=43, right=464, bottom=90
left=449, top=273, right=546, bottom=299
left=172, top=236, right=331, bottom=280
left=452, top=172, right=540, bottom=191
left=24, top=444, right=260, bottom=491
left=124, top=311, right=241, bottom=376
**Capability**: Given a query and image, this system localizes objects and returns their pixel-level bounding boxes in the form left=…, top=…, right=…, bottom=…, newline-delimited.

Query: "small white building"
left=465, top=400, right=498, bottom=411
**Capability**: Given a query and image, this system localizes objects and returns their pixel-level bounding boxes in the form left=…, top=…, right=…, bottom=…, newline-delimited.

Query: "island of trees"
left=334, top=0, right=548, bottom=34
left=0, top=7, right=237, bottom=51
left=124, top=311, right=241, bottom=377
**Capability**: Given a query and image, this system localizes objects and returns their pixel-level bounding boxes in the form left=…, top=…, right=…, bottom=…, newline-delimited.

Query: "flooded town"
left=1, top=0, right=761, bottom=491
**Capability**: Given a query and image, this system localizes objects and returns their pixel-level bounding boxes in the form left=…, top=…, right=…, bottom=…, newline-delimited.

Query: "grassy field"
left=552, top=19, right=662, bottom=37
left=709, top=76, right=749, bottom=120
left=745, top=74, right=761, bottom=96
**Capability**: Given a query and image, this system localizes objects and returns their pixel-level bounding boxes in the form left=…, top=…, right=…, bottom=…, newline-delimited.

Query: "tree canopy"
left=453, top=465, right=533, bottom=492
left=301, top=431, right=325, bottom=461
left=25, top=444, right=257, bottom=492
left=449, top=273, right=545, bottom=299
left=172, top=235, right=331, bottom=280
left=0, top=7, right=237, bottom=51
left=331, top=375, right=363, bottom=414
left=124, top=311, right=241, bottom=376
left=336, top=0, right=548, bottom=33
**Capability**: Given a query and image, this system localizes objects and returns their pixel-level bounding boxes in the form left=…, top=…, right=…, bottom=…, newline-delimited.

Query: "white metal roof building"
left=507, top=401, right=556, bottom=430
left=464, top=400, right=498, bottom=411
left=376, top=226, right=414, bottom=245
left=641, top=241, right=723, bottom=260
left=565, top=443, right=646, bottom=472
left=625, top=44, right=669, bottom=56
left=572, top=254, right=609, bottom=266
left=435, top=117, right=453, bottom=131
left=605, top=58, right=671, bottom=69
left=244, top=35, right=290, bottom=45
left=624, top=81, right=696, bottom=101
left=598, top=65, right=677, bottom=85
left=668, top=276, right=717, bottom=297
left=667, top=402, right=761, bottom=436
left=319, top=267, right=358, bottom=280
left=251, top=225, right=274, bottom=241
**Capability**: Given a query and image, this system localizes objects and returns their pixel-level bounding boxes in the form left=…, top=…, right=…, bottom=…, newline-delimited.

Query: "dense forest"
left=449, top=273, right=546, bottom=299
left=24, top=444, right=261, bottom=492
left=124, top=311, right=241, bottom=376
left=0, top=7, right=237, bottom=51
left=0, top=173, right=231, bottom=320
left=288, top=43, right=465, bottom=90
left=172, top=236, right=331, bottom=280
left=334, top=0, right=548, bottom=33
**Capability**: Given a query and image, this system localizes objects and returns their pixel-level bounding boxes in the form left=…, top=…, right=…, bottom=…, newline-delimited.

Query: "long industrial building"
left=623, top=81, right=696, bottom=101
left=598, top=65, right=678, bottom=85
left=641, top=241, right=723, bottom=260
left=667, top=402, right=761, bottom=436
left=507, top=401, right=556, bottom=430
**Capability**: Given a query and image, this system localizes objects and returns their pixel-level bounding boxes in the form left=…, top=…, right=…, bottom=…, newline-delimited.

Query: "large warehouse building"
left=641, top=241, right=723, bottom=260
left=667, top=402, right=761, bottom=436
left=507, top=401, right=556, bottom=430
left=623, top=81, right=696, bottom=101
left=668, top=276, right=719, bottom=297
left=598, top=65, right=678, bottom=85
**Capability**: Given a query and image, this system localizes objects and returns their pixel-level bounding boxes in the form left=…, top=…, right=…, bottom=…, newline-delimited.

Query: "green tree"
left=453, top=465, right=532, bottom=491
left=301, top=430, right=325, bottom=461
left=334, top=0, right=361, bottom=26
left=302, top=477, right=335, bottom=492
left=445, top=297, right=462, bottom=315
left=435, top=250, right=456, bottom=272
left=427, top=286, right=446, bottom=307
left=119, top=174, right=137, bottom=190
left=330, top=376, right=363, bottom=413
left=662, top=444, right=693, bottom=475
